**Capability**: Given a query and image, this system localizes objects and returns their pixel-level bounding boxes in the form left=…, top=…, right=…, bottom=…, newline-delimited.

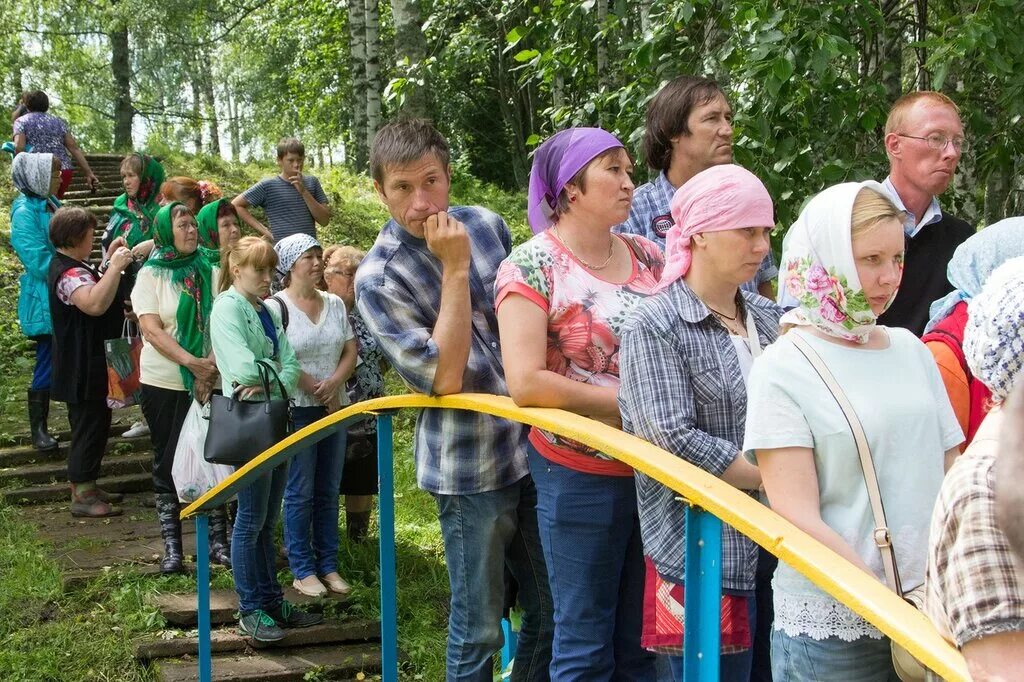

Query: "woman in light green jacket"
left=210, top=236, right=320, bottom=644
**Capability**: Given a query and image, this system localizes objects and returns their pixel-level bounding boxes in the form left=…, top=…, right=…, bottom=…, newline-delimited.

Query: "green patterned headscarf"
left=142, top=202, right=215, bottom=394
left=195, top=198, right=231, bottom=266
left=109, top=153, right=166, bottom=248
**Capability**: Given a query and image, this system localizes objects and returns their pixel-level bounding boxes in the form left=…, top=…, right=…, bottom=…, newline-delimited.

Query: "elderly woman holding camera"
left=47, top=207, right=133, bottom=518
left=130, top=202, right=227, bottom=574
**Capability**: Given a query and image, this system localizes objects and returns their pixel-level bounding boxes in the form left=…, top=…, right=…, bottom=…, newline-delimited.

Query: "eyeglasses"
left=897, top=133, right=968, bottom=153
left=325, top=268, right=356, bottom=279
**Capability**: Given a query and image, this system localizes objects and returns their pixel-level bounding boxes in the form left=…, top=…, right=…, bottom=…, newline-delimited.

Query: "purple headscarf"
left=527, top=127, right=624, bottom=234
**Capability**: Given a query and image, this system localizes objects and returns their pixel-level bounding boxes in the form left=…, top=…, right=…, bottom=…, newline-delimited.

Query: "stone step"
left=154, top=642, right=383, bottom=682
left=0, top=450, right=150, bottom=486
left=85, top=153, right=130, bottom=162
left=151, top=588, right=352, bottom=627
left=4, top=421, right=136, bottom=447
left=63, top=187, right=122, bottom=199
left=62, top=192, right=123, bottom=207
left=0, top=433, right=149, bottom=468
left=135, top=619, right=381, bottom=661
left=2, top=471, right=151, bottom=505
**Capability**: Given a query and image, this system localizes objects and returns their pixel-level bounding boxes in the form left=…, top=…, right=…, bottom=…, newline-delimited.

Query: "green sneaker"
left=266, top=600, right=323, bottom=629
left=238, top=610, right=285, bottom=643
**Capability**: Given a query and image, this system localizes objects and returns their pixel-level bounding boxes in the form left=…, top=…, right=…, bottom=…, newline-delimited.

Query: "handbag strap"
left=255, top=358, right=289, bottom=402
left=788, top=331, right=905, bottom=596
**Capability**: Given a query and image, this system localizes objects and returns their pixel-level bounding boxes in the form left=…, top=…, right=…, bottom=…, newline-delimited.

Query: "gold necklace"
left=553, top=226, right=615, bottom=270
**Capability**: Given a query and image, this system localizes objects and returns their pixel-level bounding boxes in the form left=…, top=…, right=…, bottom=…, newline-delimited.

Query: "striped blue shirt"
left=616, top=171, right=778, bottom=294
left=354, top=205, right=529, bottom=495
left=242, top=175, right=328, bottom=243
left=618, top=281, right=782, bottom=590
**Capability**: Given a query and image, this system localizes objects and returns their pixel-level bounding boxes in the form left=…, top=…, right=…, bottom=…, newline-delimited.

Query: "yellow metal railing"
left=183, top=393, right=968, bottom=681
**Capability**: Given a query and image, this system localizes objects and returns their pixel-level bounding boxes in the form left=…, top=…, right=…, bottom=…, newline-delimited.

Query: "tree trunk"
left=552, top=73, right=565, bottom=111
left=984, top=164, right=1011, bottom=225
left=191, top=76, right=203, bottom=154
left=202, top=58, right=220, bottom=157
left=915, top=0, right=930, bottom=90
left=365, top=0, right=383, bottom=149
left=596, top=0, right=610, bottom=92
left=879, top=0, right=904, bottom=103
left=390, top=0, right=430, bottom=117
left=226, top=88, right=241, bottom=161
left=639, top=0, right=653, bottom=34
left=348, top=0, right=369, bottom=171
left=110, top=25, right=133, bottom=150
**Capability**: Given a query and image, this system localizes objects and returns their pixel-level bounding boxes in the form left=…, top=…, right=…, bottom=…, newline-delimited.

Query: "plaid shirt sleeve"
left=927, top=430, right=1024, bottom=647
left=355, top=272, right=439, bottom=396
left=619, top=315, right=740, bottom=477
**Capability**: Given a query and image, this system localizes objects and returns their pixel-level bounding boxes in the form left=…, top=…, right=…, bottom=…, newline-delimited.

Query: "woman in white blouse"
left=267, top=234, right=357, bottom=597
left=743, top=183, right=963, bottom=680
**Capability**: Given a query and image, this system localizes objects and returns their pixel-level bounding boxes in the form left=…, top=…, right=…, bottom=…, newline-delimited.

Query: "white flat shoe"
left=320, top=572, right=351, bottom=595
left=292, top=575, right=327, bottom=597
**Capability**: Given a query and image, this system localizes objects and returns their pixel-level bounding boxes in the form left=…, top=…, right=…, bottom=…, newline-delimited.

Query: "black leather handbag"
left=204, top=359, right=293, bottom=466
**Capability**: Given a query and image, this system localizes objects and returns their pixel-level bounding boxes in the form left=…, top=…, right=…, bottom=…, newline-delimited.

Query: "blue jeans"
left=31, top=335, right=52, bottom=391
left=771, top=629, right=899, bottom=681
left=527, top=445, right=656, bottom=681
left=232, top=462, right=287, bottom=613
left=284, top=406, right=346, bottom=579
left=668, top=596, right=756, bottom=682
left=435, top=475, right=553, bottom=682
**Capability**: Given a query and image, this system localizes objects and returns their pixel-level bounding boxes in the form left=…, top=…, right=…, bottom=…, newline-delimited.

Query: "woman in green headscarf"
left=195, top=198, right=242, bottom=267
left=102, top=153, right=166, bottom=258
left=130, top=202, right=230, bottom=573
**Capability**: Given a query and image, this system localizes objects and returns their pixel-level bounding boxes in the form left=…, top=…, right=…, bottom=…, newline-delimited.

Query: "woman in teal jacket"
left=11, top=152, right=63, bottom=451
left=210, top=236, right=321, bottom=644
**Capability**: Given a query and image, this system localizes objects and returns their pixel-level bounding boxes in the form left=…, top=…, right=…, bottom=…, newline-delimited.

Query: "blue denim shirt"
left=355, top=205, right=529, bottom=495
left=618, top=280, right=782, bottom=589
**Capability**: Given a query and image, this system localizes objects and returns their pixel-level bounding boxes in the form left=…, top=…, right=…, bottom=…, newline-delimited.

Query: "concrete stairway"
left=61, top=152, right=127, bottom=260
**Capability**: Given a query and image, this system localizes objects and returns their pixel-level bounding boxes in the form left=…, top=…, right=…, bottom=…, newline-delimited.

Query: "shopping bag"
left=105, top=320, right=143, bottom=409
left=172, top=400, right=234, bottom=503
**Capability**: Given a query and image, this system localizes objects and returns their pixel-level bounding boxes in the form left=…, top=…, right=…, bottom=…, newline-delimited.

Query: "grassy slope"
left=0, top=152, right=529, bottom=680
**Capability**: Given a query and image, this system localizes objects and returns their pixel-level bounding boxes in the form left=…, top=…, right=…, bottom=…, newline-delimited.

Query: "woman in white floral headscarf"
left=742, top=182, right=964, bottom=681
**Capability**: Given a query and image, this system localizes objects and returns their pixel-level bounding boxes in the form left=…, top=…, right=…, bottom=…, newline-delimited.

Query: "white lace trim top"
left=265, top=290, right=354, bottom=408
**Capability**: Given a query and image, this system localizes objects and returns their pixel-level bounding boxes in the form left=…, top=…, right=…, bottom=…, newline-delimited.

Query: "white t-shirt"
left=265, top=290, right=354, bottom=408
left=743, top=327, right=963, bottom=642
left=131, top=266, right=220, bottom=391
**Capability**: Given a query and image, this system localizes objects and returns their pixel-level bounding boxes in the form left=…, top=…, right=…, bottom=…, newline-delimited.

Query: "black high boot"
left=155, top=493, right=185, bottom=574
left=27, top=390, right=58, bottom=452
left=208, top=506, right=232, bottom=567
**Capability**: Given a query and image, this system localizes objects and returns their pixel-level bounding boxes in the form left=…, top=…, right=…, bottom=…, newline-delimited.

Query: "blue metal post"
left=195, top=513, right=212, bottom=682
left=377, top=413, right=398, bottom=682
left=683, top=505, right=723, bottom=682
left=501, top=617, right=518, bottom=670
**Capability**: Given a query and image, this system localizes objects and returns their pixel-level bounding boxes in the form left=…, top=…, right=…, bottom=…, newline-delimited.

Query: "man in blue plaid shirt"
left=615, top=75, right=777, bottom=299
left=355, top=119, right=552, bottom=680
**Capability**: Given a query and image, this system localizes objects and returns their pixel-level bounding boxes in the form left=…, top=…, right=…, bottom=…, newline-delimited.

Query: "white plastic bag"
left=172, top=400, right=233, bottom=503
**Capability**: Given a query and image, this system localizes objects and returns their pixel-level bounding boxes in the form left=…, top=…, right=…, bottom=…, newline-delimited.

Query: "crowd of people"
left=7, top=77, right=1024, bottom=681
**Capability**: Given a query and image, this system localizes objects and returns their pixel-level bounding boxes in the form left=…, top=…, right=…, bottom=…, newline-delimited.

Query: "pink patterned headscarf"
left=654, top=164, right=774, bottom=292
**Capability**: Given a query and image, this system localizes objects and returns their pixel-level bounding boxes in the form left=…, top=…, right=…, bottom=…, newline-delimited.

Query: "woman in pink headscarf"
left=495, top=127, right=664, bottom=678
left=618, top=163, right=782, bottom=681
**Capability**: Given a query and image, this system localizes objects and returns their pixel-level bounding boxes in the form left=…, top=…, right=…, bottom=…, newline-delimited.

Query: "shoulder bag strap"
left=269, top=294, right=289, bottom=331
left=787, top=331, right=905, bottom=596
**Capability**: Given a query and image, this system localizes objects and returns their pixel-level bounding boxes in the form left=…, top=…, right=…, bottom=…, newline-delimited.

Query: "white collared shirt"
left=881, top=176, right=943, bottom=238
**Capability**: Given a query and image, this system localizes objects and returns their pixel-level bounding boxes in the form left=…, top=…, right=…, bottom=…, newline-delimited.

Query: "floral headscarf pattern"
left=778, top=181, right=899, bottom=344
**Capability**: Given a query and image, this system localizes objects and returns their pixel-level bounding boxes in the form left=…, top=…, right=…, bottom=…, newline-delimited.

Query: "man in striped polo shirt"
left=233, top=137, right=332, bottom=243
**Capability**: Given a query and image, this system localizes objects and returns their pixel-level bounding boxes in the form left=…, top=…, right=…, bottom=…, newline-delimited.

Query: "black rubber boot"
left=208, top=506, right=232, bottom=567
left=27, top=390, right=58, bottom=452
left=155, top=493, right=185, bottom=574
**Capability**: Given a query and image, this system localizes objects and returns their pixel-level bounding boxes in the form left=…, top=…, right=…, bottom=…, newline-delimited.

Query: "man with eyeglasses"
left=876, top=90, right=974, bottom=335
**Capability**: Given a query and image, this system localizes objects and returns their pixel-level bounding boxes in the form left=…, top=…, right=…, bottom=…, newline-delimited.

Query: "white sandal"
left=320, top=572, right=351, bottom=595
left=292, top=575, right=327, bottom=597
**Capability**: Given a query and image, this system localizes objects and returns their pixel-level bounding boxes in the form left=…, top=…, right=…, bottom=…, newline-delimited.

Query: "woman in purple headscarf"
left=494, top=128, right=664, bottom=678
